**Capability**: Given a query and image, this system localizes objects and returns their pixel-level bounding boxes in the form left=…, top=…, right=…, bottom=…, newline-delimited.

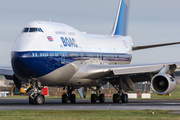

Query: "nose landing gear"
left=28, top=79, right=45, bottom=105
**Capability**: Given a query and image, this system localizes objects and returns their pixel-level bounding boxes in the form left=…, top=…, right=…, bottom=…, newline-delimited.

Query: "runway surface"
left=0, top=98, right=180, bottom=111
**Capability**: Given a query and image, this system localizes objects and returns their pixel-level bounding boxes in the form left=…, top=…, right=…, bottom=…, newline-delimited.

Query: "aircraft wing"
left=73, top=62, right=180, bottom=81
left=72, top=62, right=180, bottom=95
left=0, top=65, right=14, bottom=80
left=133, top=42, right=180, bottom=51
left=112, top=63, right=180, bottom=76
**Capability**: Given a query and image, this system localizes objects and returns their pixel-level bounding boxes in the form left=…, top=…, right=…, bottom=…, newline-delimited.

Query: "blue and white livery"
left=1, top=0, right=180, bottom=105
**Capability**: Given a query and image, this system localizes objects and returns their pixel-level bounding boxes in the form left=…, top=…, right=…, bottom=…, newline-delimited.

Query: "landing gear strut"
left=28, top=79, right=45, bottom=105
left=110, top=77, right=128, bottom=103
left=90, top=86, right=105, bottom=103
left=62, top=86, right=76, bottom=103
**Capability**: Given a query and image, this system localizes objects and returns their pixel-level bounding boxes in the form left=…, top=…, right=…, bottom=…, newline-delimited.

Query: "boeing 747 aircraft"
left=1, top=0, right=180, bottom=105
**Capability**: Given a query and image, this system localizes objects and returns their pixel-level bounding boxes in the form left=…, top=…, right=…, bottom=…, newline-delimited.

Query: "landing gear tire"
left=113, top=94, right=120, bottom=103
left=34, top=94, right=45, bottom=105
left=29, top=96, right=34, bottom=105
left=99, top=94, right=105, bottom=103
left=121, top=94, right=128, bottom=103
left=70, top=94, right=76, bottom=103
left=62, top=94, right=68, bottom=103
left=91, top=94, right=96, bottom=103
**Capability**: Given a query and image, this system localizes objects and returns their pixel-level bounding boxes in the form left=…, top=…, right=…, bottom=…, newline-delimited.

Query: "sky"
left=0, top=0, right=180, bottom=65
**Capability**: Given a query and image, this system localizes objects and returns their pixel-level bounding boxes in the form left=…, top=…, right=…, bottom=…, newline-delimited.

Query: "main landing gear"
left=28, top=79, right=45, bottom=105
left=62, top=87, right=76, bottom=103
left=113, top=93, right=128, bottom=103
left=90, top=86, right=105, bottom=103
left=110, top=77, right=129, bottom=103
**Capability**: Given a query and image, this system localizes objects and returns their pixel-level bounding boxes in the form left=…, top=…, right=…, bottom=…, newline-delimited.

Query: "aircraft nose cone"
left=11, top=51, right=59, bottom=79
left=11, top=54, right=35, bottom=78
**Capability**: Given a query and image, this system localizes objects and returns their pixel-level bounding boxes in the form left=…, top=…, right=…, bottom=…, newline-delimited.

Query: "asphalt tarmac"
left=0, top=98, right=180, bottom=111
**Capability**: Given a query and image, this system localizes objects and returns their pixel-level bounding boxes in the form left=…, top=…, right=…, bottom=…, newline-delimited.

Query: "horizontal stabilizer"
left=133, top=42, right=180, bottom=51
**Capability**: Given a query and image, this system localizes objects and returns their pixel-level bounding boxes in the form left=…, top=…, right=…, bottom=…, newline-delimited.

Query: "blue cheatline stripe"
left=11, top=51, right=132, bottom=59
left=12, top=51, right=132, bottom=78
left=113, top=0, right=130, bottom=36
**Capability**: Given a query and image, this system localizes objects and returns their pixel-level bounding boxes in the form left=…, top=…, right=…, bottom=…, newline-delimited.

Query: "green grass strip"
left=0, top=110, right=179, bottom=120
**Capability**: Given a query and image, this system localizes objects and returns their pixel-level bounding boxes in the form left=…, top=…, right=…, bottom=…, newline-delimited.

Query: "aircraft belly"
left=38, top=73, right=97, bottom=86
left=38, top=63, right=76, bottom=86
left=36, top=56, right=131, bottom=86
left=37, top=61, right=109, bottom=86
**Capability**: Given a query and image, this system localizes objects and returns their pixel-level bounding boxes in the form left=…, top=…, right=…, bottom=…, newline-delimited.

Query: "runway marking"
left=163, top=103, right=180, bottom=105
left=108, top=104, right=111, bottom=110
left=1, top=98, right=180, bottom=110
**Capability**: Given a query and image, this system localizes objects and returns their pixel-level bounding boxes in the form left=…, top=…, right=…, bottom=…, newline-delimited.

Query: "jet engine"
left=151, top=73, right=176, bottom=95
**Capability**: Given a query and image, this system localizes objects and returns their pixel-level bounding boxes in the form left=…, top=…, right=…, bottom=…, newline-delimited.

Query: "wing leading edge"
left=0, top=66, right=14, bottom=80
left=72, top=62, right=180, bottom=81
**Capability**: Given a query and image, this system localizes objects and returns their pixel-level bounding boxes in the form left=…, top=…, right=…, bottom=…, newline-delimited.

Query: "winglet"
left=111, top=0, right=130, bottom=36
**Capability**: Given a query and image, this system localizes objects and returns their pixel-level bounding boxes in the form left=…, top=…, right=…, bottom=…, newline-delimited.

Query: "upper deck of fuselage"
left=22, top=21, right=110, bottom=39
left=12, top=21, right=84, bottom=52
left=22, top=21, right=84, bottom=37
left=12, top=21, right=132, bottom=54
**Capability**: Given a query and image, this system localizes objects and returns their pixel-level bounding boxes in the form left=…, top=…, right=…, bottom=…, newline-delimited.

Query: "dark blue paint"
left=11, top=51, right=132, bottom=79
left=113, top=0, right=129, bottom=36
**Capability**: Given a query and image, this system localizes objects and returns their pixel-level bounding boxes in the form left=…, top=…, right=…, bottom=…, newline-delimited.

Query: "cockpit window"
left=22, top=28, right=29, bottom=32
left=38, top=28, right=43, bottom=32
left=22, top=27, right=43, bottom=33
left=29, top=28, right=38, bottom=32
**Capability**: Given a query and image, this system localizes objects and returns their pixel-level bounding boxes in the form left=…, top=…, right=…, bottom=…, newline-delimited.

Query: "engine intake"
left=151, top=73, right=176, bottom=95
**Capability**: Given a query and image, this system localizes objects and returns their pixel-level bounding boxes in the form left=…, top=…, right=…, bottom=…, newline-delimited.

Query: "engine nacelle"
left=151, top=73, right=176, bottom=95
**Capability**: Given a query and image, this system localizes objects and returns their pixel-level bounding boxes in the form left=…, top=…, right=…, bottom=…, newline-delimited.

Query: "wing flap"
left=112, top=64, right=165, bottom=75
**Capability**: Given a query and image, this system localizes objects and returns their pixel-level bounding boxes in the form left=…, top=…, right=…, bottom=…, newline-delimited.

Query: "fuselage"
left=11, top=21, right=133, bottom=86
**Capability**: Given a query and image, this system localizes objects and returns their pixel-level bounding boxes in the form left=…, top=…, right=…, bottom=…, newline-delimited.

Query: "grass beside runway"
left=0, top=110, right=179, bottom=120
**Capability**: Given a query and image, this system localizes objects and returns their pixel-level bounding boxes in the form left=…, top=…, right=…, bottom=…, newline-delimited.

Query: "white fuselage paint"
left=11, top=21, right=133, bottom=86
left=13, top=21, right=133, bottom=54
